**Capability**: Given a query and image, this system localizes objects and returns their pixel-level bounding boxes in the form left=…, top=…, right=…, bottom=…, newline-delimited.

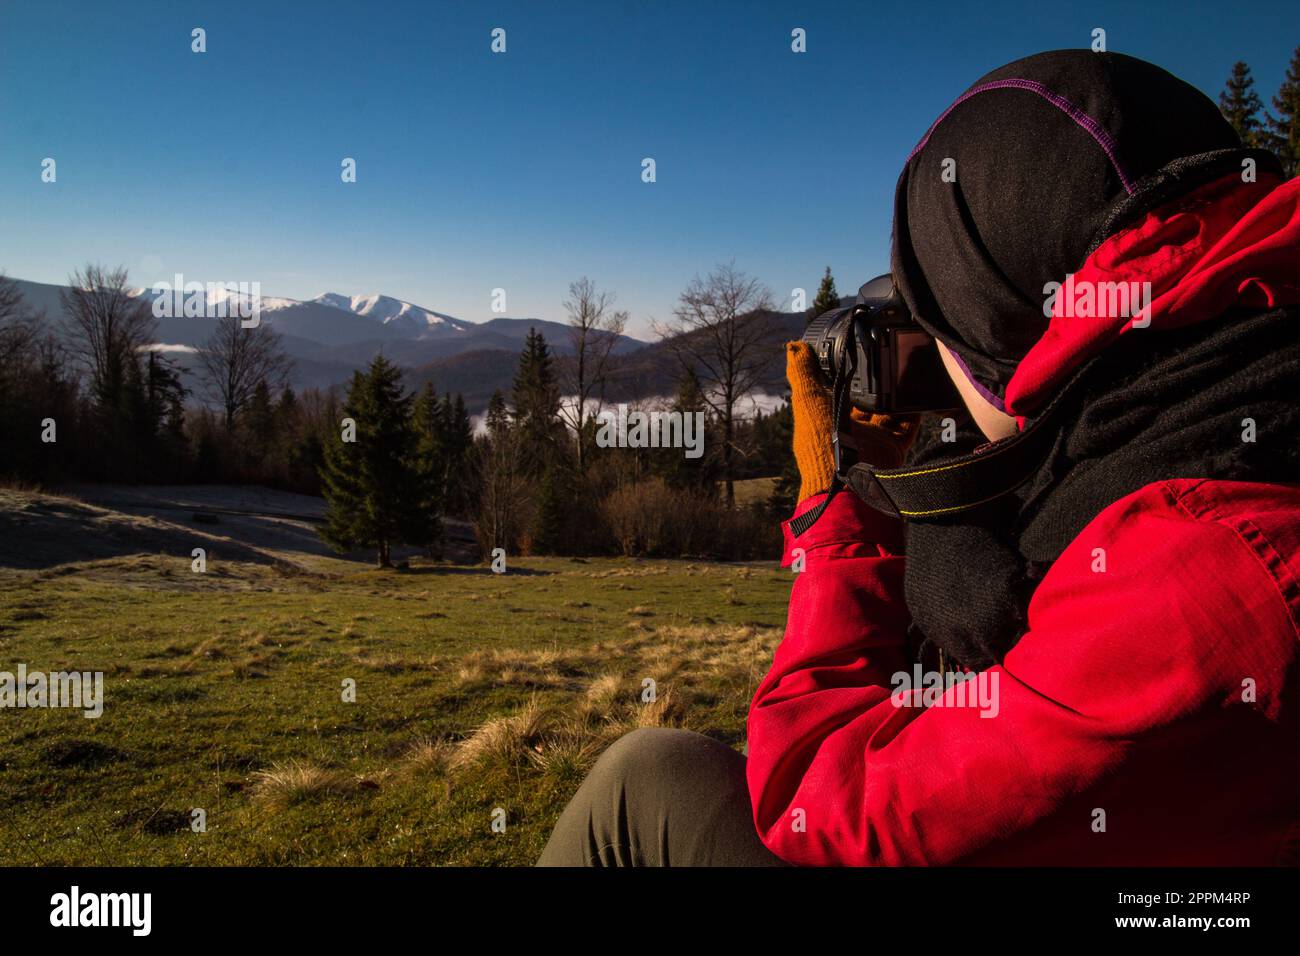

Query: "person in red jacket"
left=539, top=50, right=1300, bottom=867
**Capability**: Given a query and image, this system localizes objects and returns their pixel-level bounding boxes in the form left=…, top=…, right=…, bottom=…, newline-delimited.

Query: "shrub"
left=600, top=477, right=780, bottom=560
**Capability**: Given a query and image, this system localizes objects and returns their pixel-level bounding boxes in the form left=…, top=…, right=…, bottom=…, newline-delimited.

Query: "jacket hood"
left=889, top=49, right=1284, bottom=412
left=1006, top=172, right=1300, bottom=414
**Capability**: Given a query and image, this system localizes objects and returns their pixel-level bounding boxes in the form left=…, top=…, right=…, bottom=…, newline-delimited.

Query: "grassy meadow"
left=0, top=542, right=790, bottom=865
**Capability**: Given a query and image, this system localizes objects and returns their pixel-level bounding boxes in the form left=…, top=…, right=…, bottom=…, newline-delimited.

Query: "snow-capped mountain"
left=6, top=276, right=655, bottom=402
left=126, top=283, right=301, bottom=315
left=310, top=292, right=470, bottom=338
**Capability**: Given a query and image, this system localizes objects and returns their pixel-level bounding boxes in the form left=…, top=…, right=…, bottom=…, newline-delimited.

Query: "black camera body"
left=801, top=274, right=961, bottom=414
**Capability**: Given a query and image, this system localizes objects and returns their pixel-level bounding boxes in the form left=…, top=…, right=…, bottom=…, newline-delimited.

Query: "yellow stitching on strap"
left=898, top=488, right=1012, bottom=516
left=876, top=432, right=1025, bottom=480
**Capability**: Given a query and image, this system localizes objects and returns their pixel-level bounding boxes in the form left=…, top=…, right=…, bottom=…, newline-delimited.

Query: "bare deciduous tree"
left=197, top=315, right=293, bottom=430
left=60, top=264, right=156, bottom=407
left=658, top=261, right=777, bottom=505
left=0, top=273, right=24, bottom=324
left=559, top=277, right=627, bottom=471
left=473, top=427, right=531, bottom=557
left=0, top=273, right=37, bottom=374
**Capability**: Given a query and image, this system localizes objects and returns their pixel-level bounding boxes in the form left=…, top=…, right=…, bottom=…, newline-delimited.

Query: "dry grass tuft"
left=526, top=725, right=604, bottom=781
left=450, top=697, right=555, bottom=773
left=251, top=760, right=357, bottom=809
left=398, top=736, right=455, bottom=777
left=190, top=636, right=228, bottom=659
left=583, top=674, right=623, bottom=715
left=629, top=688, right=684, bottom=729
left=353, top=651, right=440, bottom=674
left=454, top=646, right=594, bottom=691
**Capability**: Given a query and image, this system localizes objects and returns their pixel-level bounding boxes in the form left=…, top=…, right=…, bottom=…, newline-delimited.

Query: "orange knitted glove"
left=786, top=340, right=921, bottom=503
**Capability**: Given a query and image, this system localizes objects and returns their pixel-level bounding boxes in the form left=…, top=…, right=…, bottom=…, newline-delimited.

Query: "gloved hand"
left=786, top=340, right=921, bottom=503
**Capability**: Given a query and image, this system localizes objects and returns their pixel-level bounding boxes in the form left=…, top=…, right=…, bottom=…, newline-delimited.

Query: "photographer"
left=540, top=49, right=1300, bottom=867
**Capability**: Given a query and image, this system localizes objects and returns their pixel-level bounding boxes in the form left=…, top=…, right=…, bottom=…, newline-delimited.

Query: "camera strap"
left=850, top=358, right=1098, bottom=520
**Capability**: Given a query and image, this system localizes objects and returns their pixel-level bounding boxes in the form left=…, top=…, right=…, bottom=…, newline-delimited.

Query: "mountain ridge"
left=5, top=275, right=800, bottom=412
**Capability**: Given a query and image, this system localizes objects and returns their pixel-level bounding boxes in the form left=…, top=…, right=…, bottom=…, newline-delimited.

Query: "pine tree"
left=1265, top=45, right=1300, bottom=178
left=319, top=355, right=436, bottom=567
left=411, top=382, right=446, bottom=556
left=809, top=267, right=840, bottom=325
left=144, top=351, right=186, bottom=434
left=412, top=382, right=443, bottom=462
left=485, top=388, right=510, bottom=439
left=450, top=394, right=472, bottom=456
left=1219, top=61, right=1266, bottom=147
left=442, top=392, right=474, bottom=516
left=658, top=367, right=716, bottom=490
left=676, top=365, right=706, bottom=413
left=118, top=355, right=151, bottom=480
left=243, top=379, right=277, bottom=468
left=276, top=386, right=299, bottom=428
left=143, top=351, right=188, bottom=479
left=511, top=328, right=561, bottom=467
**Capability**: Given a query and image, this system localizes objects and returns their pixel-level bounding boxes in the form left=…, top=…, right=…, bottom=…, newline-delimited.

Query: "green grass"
left=0, top=554, right=789, bottom=865
left=726, top=476, right=780, bottom=507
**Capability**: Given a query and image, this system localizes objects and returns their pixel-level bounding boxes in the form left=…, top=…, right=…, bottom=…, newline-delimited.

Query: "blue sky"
left=2, top=0, right=1297, bottom=337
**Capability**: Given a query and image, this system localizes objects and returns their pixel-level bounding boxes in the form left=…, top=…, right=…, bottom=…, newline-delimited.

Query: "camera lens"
left=801, top=306, right=854, bottom=385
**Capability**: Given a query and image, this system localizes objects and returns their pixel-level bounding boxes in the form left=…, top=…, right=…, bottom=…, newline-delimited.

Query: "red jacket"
left=746, top=174, right=1300, bottom=866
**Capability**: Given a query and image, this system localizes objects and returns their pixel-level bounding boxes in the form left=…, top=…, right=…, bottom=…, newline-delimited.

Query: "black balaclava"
left=887, top=50, right=1299, bottom=669
left=892, top=50, right=1245, bottom=404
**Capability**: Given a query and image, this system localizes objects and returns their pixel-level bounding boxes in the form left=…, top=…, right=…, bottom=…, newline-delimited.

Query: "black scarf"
left=903, top=305, right=1300, bottom=669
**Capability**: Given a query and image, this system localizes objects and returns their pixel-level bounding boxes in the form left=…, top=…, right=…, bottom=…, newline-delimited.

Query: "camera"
left=801, top=274, right=961, bottom=414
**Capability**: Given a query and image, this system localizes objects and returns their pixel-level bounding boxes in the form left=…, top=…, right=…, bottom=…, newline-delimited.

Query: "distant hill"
left=406, top=312, right=807, bottom=411
left=8, top=275, right=807, bottom=413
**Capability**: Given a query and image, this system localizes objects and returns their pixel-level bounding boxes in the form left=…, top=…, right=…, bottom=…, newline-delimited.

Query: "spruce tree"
left=511, top=328, right=560, bottom=467
left=319, top=355, right=436, bottom=567
left=143, top=351, right=188, bottom=478
left=485, top=388, right=510, bottom=439
left=442, top=392, right=474, bottom=516
left=276, top=386, right=299, bottom=429
left=809, top=267, right=840, bottom=325
left=450, top=394, right=472, bottom=456
left=1265, top=45, right=1300, bottom=178
left=243, top=379, right=277, bottom=468
left=659, top=367, right=715, bottom=490
left=411, top=381, right=446, bottom=556
left=412, top=382, right=443, bottom=463
left=1219, top=61, right=1266, bottom=147
left=118, top=356, right=151, bottom=480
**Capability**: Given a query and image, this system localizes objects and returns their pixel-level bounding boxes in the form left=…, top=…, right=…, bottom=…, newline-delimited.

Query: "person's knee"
left=593, top=727, right=690, bottom=780
left=591, top=727, right=740, bottom=790
left=541, top=727, right=764, bottom=866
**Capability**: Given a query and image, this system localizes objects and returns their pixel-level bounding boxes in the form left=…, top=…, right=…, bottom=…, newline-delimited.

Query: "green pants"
left=537, top=727, right=787, bottom=867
